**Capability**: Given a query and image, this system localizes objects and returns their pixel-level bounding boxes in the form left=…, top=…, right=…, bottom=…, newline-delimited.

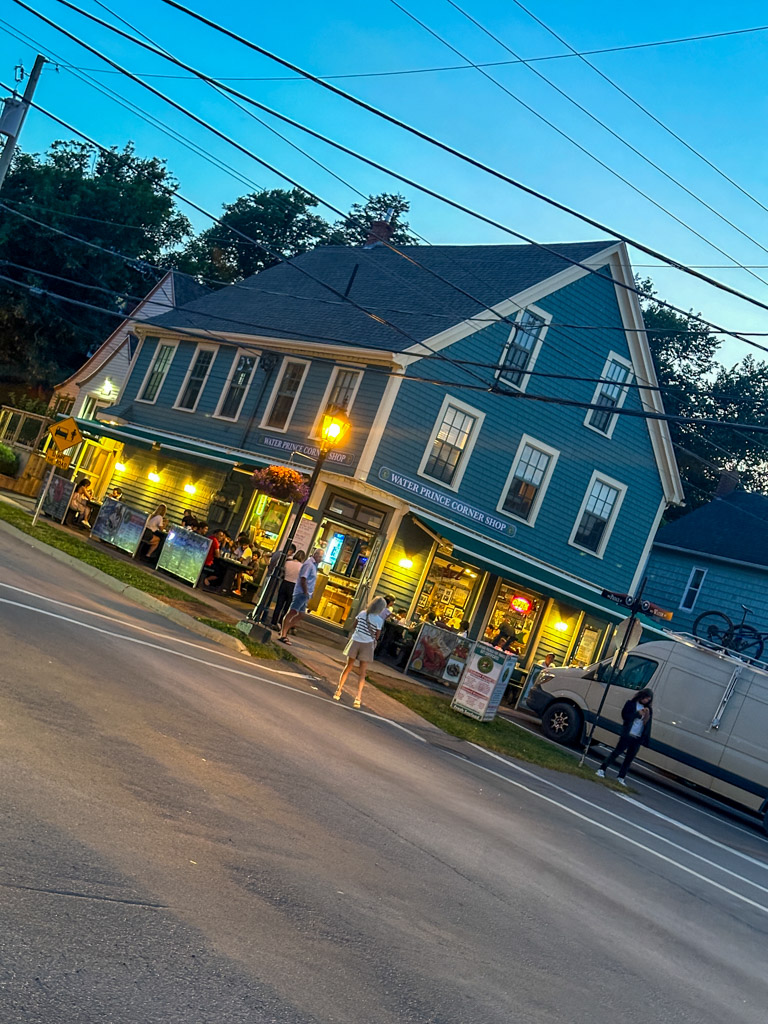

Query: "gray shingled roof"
left=169, top=271, right=212, bottom=307
left=147, top=241, right=612, bottom=350
left=654, top=491, right=768, bottom=568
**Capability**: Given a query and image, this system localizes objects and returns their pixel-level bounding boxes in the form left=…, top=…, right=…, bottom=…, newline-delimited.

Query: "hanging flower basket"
left=251, top=465, right=310, bottom=504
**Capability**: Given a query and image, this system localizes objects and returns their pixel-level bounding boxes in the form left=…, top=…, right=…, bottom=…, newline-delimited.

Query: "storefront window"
left=570, top=617, right=609, bottom=668
left=243, top=492, right=290, bottom=552
left=483, top=582, right=543, bottom=658
left=415, top=554, right=482, bottom=630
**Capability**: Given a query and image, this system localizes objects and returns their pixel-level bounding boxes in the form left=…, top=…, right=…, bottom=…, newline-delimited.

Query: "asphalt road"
left=1, top=530, right=768, bottom=1024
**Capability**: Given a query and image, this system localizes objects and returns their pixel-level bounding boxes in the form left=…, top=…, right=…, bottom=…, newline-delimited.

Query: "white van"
left=526, top=635, right=768, bottom=832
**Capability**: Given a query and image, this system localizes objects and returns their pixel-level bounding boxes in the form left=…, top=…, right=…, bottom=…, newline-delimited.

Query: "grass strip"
left=197, top=618, right=297, bottom=662
left=375, top=682, right=625, bottom=789
left=0, top=501, right=209, bottom=605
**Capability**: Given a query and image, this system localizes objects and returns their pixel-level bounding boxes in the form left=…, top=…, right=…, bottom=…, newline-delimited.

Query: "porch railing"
left=0, top=405, right=52, bottom=451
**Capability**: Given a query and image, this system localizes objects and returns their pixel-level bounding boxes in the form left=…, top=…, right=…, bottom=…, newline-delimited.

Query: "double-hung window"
left=498, top=436, right=559, bottom=525
left=570, top=472, right=626, bottom=556
left=175, top=345, right=216, bottom=412
left=311, top=366, right=362, bottom=436
left=216, top=351, right=258, bottom=420
left=680, top=567, right=707, bottom=611
left=586, top=354, right=632, bottom=437
left=138, top=341, right=177, bottom=403
left=418, top=396, right=485, bottom=490
left=497, top=309, right=548, bottom=390
left=261, top=358, right=309, bottom=431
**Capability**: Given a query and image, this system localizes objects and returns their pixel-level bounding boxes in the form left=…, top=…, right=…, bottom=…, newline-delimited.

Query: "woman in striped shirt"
left=334, top=596, right=388, bottom=708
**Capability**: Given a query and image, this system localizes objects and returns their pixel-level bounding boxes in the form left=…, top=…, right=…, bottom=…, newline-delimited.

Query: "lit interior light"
left=148, top=471, right=161, bottom=483
left=115, top=462, right=126, bottom=473
left=398, top=557, right=413, bottom=570
left=183, top=483, right=196, bottom=495
left=554, top=621, right=569, bottom=632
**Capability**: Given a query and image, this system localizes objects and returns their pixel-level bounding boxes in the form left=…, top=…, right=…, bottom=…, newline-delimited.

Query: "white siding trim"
left=568, top=470, right=628, bottom=559
left=135, top=340, right=179, bottom=405
left=172, top=343, right=218, bottom=413
left=495, top=434, right=560, bottom=527
left=417, top=394, right=486, bottom=493
left=583, top=350, right=634, bottom=439
left=259, top=356, right=310, bottom=433
left=357, top=372, right=404, bottom=482
left=309, top=365, right=363, bottom=439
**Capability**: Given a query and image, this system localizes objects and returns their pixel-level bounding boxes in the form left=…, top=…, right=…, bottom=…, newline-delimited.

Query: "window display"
left=243, top=492, right=290, bottom=553
left=415, top=554, right=482, bottom=629
left=483, top=582, right=543, bottom=657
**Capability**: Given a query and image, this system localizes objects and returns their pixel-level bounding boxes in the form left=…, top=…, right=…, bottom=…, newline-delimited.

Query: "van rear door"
left=710, top=666, right=768, bottom=814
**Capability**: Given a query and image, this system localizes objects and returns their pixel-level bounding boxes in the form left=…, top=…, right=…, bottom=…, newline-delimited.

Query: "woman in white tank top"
left=334, top=596, right=388, bottom=708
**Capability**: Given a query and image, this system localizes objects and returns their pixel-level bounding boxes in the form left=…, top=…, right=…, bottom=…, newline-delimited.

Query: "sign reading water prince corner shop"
left=378, top=467, right=515, bottom=536
left=258, top=435, right=355, bottom=466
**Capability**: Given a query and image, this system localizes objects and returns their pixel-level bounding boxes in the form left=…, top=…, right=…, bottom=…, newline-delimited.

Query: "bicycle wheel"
left=729, top=625, right=764, bottom=662
left=693, top=611, right=732, bottom=646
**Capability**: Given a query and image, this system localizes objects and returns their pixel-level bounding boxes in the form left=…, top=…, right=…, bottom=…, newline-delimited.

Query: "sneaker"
left=617, top=778, right=627, bottom=787
left=595, top=769, right=605, bottom=778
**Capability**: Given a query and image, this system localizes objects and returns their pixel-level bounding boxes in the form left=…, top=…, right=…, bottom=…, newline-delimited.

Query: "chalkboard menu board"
left=42, top=475, right=75, bottom=523
left=90, top=498, right=146, bottom=557
left=157, top=527, right=212, bottom=586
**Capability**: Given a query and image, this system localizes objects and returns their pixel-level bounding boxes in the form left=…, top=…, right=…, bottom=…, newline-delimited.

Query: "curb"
left=0, top=517, right=249, bottom=654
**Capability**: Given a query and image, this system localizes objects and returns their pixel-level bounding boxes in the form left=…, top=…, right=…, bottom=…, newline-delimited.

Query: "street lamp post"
left=242, top=407, right=351, bottom=632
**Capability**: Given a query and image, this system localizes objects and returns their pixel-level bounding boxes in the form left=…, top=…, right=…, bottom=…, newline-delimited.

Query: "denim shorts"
left=289, top=591, right=310, bottom=614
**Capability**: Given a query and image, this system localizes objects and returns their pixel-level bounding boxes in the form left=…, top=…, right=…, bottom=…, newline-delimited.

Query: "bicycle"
left=692, top=604, right=766, bottom=662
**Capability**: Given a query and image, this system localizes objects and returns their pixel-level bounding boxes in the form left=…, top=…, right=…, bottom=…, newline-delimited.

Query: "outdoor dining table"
left=211, top=555, right=247, bottom=595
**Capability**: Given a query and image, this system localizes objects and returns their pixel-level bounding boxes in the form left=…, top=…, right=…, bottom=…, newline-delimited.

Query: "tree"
left=330, top=192, right=417, bottom=246
left=640, top=278, right=768, bottom=517
left=0, top=141, right=190, bottom=387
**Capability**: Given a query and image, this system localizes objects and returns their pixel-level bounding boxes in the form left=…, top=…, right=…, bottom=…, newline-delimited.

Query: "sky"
left=2, top=0, right=768, bottom=366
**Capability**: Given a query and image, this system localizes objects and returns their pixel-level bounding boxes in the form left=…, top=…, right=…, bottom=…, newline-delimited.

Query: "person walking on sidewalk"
left=596, top=688, right=654, bottom=786
left=271, top=548, right=304, bottom=628
left=278, top=548, right=323, bottom=645
left=334, top=596, right=387, bottom=709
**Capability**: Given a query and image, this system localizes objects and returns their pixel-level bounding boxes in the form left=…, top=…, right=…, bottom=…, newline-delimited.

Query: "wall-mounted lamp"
left=554, top=621, right=569, bottom=632
left=148, top=471, right=161, bottom=483
left=398, top=557, right=414, bottom=570
left=115, top=462, right=127, bottom=473
left=183, top=483, right=196, bottom=495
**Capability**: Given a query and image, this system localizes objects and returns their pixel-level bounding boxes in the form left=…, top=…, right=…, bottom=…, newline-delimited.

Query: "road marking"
left=0, top=581, right=308, bottom=677
left=0, top=596, right=425, bottom=741
left=446, top=752, right=768, bottom=917
left=467, top=744, right=768, bottom=892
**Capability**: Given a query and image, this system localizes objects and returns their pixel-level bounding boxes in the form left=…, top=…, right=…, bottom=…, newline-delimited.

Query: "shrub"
left=0, top=443, right=19, bottom=477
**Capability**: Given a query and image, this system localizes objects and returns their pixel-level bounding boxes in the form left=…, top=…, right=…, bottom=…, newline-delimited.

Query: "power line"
left=427, top=0, right=768, bottom=281
left=15, top=2, right=768, bottom=367
left=503, top=0, right=768, bottom=221
left=144, top=0, right=768, bottom=324
left=6, top=269, right=768, bottom=432
left=54, top=22, right=768, bottom=81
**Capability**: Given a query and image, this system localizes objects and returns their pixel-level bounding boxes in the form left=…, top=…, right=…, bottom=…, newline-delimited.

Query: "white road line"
left=0, top=580, right=308, bottom=677
left=446, top=752, right=768, bottom=917
left=0, top=596, right=425, bottom=741
left=467, top=744, right=768, bottom=892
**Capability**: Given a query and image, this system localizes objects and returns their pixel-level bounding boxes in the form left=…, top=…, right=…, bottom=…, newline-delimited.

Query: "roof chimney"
left=715, top=470, right=740, bottom=497
left=363, top=206, right=395, bottom=248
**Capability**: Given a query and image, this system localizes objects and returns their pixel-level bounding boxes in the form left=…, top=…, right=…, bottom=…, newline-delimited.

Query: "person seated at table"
left=375, top=613, right=405, bottom=658
left=195, top=521, right=209, bottom=536
left=181, top=509, right=198, bottom=529
left=69, top=478, right=95, bottom=529
left=219, top=531, right=235, bottom=556
left=203, top=530, right=232, bottom=588
left=230, top=534, right=254, bottom=596
left=108, top=486, right=123, bottom=501
left=143, top=504, right=168, bottom=560
left=458, top=619, right=471, bottom=638
left=492, top=617, right=522, bottom=653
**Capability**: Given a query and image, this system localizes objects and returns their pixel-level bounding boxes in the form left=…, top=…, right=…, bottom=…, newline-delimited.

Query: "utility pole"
left=0, top=55, right=47, bottom=193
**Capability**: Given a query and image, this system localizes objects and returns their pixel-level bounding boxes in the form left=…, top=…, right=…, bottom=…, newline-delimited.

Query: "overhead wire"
left=424, top=0, right=768, bottom=279
left=502, top=0, right=768, bottom=220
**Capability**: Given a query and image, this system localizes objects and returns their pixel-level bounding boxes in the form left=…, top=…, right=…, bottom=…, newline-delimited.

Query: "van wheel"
left=541, top=702, right=583, bottom=745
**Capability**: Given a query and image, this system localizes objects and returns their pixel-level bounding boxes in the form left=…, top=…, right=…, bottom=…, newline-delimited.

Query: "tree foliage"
left=640, top=278, right=768, bottom=518
left=0, top=141, right=190, bottom=387
left=329, top=192, right=418, bottom=247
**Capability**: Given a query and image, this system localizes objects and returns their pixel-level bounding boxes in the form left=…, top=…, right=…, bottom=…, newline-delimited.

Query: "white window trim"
left=495, top=304, right=552, bottom=394
left=583, top=351, right=633, bottom=440
left=135, top=340, right=179, bottom=405
left=259, top=356, right=310, bottom=433
left=417, top=393, right=486, bottom=493
left=214, top=348, right=260, bottom=421
left=679, top=566, right=708, bottom=611
left=568, top=470, right=628, bottom=559
left=309, top=365, right=363, bottom=439
left=495, top=434, right=560, bottom=527
left=172, top=343, right=218, bottom=413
